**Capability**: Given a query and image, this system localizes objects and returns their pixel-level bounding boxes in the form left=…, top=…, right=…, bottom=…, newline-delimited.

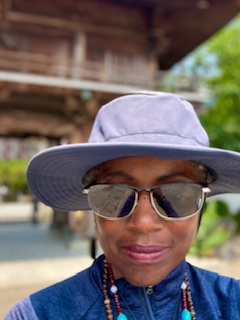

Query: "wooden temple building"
left=0, top=0, right=239, bottom=158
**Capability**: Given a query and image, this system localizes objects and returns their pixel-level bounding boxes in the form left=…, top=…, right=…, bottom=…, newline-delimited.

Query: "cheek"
left=95, top=215, right=112, bottom=237
left=169, top=217, right=199, bottom=247
left=94, top=216, right=124, bottom=250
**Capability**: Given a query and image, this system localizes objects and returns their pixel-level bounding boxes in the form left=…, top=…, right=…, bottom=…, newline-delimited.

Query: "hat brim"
left=27, top=142, right=240, bottom=211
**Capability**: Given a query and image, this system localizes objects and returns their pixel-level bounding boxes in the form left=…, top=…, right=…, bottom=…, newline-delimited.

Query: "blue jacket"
left=5, top=254, right=240, bottom=319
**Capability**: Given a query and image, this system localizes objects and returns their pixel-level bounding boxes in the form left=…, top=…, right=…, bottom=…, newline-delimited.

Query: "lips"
left=122, top=244, right=168, bottom=264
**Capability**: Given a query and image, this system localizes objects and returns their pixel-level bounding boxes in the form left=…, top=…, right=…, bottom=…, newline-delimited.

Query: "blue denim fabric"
left=5, top=254, right=240, bottom=319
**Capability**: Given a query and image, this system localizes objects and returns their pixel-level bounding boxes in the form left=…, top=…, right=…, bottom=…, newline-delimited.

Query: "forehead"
left=98, top=156, right=205, bottom=181
left=101, top=156, right=199, bottom=171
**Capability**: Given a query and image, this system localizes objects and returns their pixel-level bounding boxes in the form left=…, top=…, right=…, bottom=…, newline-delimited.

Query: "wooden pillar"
left=71, top=32, right=87, bottom=78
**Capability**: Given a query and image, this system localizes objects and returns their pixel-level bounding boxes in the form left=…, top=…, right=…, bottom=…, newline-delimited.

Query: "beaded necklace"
left=103, top=258, right=196, bottom=320
left=181, top=273, right=196, bottom=320
left=103, top=258, right=128, bottom=320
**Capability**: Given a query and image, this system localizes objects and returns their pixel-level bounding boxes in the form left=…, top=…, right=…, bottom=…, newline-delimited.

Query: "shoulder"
left=31, top=256, right=104, bottom=317
left=5, top=255, right=106, bottom=320
left=187, top=262, right=240, bottom=291
left=187, top=262, right=240, bottom=320
left=4, top=297, right=38, bottom=320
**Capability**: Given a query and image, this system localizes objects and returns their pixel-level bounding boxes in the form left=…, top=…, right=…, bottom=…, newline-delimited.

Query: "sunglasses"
left=83, top=183, right=211, bottom=221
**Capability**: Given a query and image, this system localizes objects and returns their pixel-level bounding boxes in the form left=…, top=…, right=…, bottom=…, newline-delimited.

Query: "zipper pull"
left=146, top=286, right=153, bottom=295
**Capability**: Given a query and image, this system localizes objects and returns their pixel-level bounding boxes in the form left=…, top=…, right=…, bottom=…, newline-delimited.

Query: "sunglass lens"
left=118, top=192, right=135, bottom=217
left=152, top=184, right=203, bottom=218
left=88, top=185, right=135, bottom=218
left=153, top=193, right=180, bottom=218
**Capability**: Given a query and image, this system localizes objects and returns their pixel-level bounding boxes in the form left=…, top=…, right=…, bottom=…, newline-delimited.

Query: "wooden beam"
left=0, top=109, right=75, bottom=137
left=6, top=11, right=146, bottom=40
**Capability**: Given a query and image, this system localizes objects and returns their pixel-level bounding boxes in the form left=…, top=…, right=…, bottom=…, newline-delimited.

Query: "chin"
left=125, top=272, right=167, bottom=287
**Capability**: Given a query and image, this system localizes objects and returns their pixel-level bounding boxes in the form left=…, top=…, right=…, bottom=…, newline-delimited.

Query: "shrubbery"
left=0, top=159, right=29, bottom=201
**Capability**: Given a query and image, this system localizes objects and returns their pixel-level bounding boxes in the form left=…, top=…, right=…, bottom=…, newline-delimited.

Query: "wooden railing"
left=0, top=49, right=155, bottom=89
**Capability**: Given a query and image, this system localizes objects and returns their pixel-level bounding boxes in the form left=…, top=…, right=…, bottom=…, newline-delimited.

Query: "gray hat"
left=27, top=92, right=240, bottom=211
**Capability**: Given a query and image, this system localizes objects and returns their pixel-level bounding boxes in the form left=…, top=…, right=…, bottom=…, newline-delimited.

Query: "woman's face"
left=94, top=157, right=204, bottom=287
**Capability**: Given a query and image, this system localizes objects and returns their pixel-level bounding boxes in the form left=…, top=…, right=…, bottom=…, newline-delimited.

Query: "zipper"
left=139, top=287, right=155, bottom=320
left=146, top=286, right=153, bottom=295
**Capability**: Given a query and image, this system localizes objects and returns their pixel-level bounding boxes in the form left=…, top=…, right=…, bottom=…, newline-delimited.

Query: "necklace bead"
left=181, top=309, right=192, bottom=320
left=117, top=314, right=128, bottom=320
left=110, top=285, right=118, bottom=293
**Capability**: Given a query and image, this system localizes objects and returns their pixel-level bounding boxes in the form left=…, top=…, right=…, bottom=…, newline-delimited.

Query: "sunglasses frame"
left=83, top=183, right=211, bottom=221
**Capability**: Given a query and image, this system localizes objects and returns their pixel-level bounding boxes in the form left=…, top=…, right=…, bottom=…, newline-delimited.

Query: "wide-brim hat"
left=27, top=92, right=240, bottom=211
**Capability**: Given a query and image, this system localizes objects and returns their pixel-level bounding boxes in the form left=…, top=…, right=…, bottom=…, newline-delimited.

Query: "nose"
left=127, top=191, right=164, bottom=233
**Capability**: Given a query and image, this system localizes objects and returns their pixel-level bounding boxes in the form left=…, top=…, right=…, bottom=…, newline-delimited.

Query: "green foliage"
left=161, top=14, right=240, bottom=151
left=190, top=201, right=231, bottom=257
left=0, top=159, right=28, bottom=199
left=197, top=14, right=240, bottom=151
left=231, top=210, right=240, bottom=234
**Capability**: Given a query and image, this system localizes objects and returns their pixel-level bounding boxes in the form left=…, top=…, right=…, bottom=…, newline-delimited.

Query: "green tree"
left=190, top=201, right=232, bottom=257
left=197, top=14, right=240, bottom=151
left=161, top=14, right=240, bottom=151
left=0, top=159, right=28, bottom=200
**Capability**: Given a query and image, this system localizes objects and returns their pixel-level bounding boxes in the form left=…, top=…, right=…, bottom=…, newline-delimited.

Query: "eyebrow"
left=156, top=172, right=194, bottom=182
left=99, top=171, right=134, bottom=181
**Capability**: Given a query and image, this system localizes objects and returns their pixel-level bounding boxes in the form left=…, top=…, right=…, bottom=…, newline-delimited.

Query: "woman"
left=5, top=93, right=240, bottom=319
